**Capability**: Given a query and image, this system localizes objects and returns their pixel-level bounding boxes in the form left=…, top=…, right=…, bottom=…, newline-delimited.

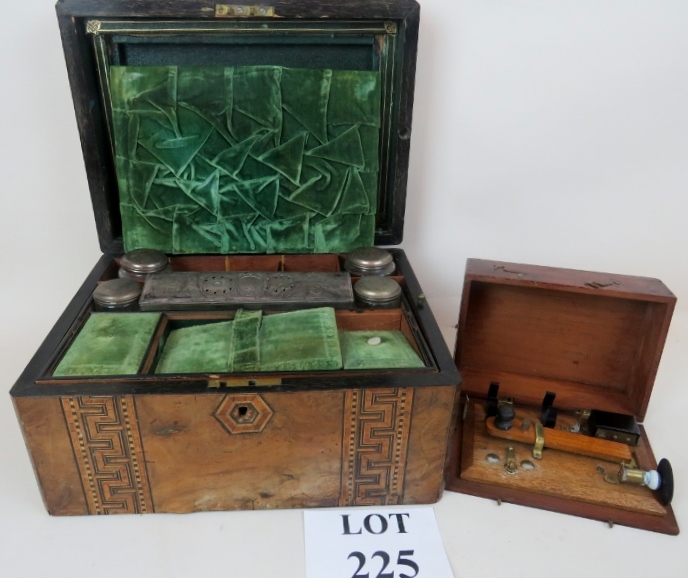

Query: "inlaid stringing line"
left=392, top=390, right=405, bottom=496
left=347, top=389, right=359, bottom=499
left=120, top=396, right=148, bottom=513
left=65, top=397, right=102, bottom=514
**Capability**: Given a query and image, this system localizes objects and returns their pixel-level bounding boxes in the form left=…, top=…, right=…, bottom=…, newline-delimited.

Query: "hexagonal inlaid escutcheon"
left=213, top=394, right=273, bottom=434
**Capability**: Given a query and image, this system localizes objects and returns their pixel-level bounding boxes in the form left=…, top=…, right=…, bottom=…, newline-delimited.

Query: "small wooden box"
left=446, top=258, right=678, bottom=534
left=11, top=0, right=460, bottom=515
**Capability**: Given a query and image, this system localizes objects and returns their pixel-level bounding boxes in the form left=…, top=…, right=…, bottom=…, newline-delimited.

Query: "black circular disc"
left=657, top=458, right=674, bottom=506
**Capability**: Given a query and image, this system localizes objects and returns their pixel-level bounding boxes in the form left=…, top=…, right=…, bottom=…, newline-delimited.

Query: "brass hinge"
left=215, top=4, right=275, bottom=17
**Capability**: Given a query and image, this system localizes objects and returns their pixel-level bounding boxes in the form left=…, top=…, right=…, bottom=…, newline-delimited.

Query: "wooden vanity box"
left=446, top=259, right=678, bottom=534
left=11, top=0, right=460, bottom=515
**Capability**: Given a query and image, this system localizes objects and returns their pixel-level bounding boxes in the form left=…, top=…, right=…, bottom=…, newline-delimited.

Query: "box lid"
left=57, top=0, right=420, bottom=254
left=455, top=258, right=676, bottom=421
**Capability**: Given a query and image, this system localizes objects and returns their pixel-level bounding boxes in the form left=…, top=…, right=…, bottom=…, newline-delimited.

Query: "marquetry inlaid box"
left=11, top=0, right=460, bottom=515
left=445, top=259, right=678, bottom=534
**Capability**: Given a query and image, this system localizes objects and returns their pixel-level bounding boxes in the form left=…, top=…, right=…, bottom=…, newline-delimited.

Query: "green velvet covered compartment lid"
left=339, top=330, right=424, bottom=370
left=54, top=312, right=161, bottom=376
left=57, top=0, right=420, bottom=254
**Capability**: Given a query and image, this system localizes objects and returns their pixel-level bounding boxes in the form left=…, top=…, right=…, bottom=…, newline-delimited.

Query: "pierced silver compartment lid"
left=139, top=271, right=354, bottom=311
left=92, top=278, right=142, bottom=307
left=354, top=276, right=402, bottom=306
left=344, top=247, right=395, bottom=276
left=119, top=248, right=170, bottom=279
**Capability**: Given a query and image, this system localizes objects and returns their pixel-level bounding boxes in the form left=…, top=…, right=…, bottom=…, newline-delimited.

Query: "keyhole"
left=238, top=406, right=248, bottom=416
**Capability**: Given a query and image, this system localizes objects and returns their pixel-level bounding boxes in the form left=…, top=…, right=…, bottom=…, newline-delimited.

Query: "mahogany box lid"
left=56, top=0, right=420, bottom=255
left=454, top=258, right=675, bottom=421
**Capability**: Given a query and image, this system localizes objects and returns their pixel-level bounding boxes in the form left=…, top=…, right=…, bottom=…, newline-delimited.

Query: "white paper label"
left=304, top=507, right=454, bottom=578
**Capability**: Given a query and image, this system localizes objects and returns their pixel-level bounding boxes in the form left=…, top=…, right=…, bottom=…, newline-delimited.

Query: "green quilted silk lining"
left=54, top=313, right=161, bottom=376
left=110, top=66, right=381, bottom=254
left=156, top=320, right=234, bottom=374
left=339, top=330, right=425, bottom=369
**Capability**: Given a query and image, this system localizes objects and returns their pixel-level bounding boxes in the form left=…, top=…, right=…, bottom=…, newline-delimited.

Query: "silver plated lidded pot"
left=353, top=276, right=402, bottom=309
left=344, top=247, right=395, bottom=276
left=92, top=278, right=142, bottom=311
left=119, top=248, right=171, bottom=281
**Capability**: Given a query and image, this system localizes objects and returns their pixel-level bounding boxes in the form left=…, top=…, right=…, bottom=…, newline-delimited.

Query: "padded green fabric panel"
left=156, top=321, right=234, bottom=374
left=259, top=307, right=342, bottom=371
left=54, top=313, right=161, bottom=376
left=339, top=330, right=425, bottom=370
left=110, top=66, right=381, bottom=254
left=228, top=309, right=262, bottom=371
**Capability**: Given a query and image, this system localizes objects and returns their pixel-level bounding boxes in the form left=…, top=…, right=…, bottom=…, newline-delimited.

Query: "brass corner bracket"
left=384, top=21, right=398, bottom=35
left=86, top=20, right=102, bottom=35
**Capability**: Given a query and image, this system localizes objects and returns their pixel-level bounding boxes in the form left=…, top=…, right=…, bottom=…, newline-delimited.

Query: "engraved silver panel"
left=139, top=271, right=353, bottom=311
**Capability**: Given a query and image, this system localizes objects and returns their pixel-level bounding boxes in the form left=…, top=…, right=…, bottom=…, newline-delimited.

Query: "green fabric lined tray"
left=55, top=311, right=422, bottom=377
left=110, top=65, right=381, bottom=254
left=259, top=307, right=342, bottom=371
left=156, top=320, right=234, bottom=374
left=54, top=313, right=161, bottom=376
left=339, top=330, right=425, bottom=370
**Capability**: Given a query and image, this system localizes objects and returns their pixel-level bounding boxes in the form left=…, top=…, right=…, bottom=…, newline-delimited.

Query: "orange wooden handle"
left=486, top=416, right=633, bottom=462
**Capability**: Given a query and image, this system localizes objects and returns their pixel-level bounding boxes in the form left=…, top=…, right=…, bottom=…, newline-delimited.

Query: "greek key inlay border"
left=61, top=395, right=153, bottom=514
left=339, top=388, right=414, bottom=506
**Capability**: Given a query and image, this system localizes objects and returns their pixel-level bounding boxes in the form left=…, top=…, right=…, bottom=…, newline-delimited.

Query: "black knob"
left=494, top=404, right=515, bottom=431
left=657, top=458, right=674, bottom=506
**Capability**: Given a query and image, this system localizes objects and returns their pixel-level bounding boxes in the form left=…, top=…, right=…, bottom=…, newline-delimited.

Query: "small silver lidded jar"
left=344, top=247, right=395, bottom=276
left=93, top=278, right=142, bottom=311
left=354, top=276, right=402, bottom=309
left=119, top=248, right=171, bottom=281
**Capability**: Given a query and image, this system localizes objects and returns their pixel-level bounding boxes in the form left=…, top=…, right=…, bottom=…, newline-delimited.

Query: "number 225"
left=348, top=549, right=419, bottom=578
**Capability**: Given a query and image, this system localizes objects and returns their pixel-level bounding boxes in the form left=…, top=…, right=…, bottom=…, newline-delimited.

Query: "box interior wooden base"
left=446, top=399, right=678, bottom=535
left=42, top=253, right=420, bottom=380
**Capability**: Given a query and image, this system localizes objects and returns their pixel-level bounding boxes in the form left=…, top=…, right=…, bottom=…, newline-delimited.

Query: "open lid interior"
left=58, top=0, right=419, bottom=253
left=455, top=259, right=676, bottom=421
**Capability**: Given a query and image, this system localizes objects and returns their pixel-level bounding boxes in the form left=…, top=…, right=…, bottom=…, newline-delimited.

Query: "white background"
left=304, top=507, right=453, bottom=578
left=1, top=1, right=687, bottom=576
